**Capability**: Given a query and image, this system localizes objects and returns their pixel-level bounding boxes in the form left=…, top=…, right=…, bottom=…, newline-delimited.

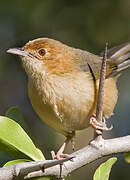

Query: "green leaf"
left=93, top=157, right=117, bottom=180
left=5, top=106, right=33, bottom=141
left=124, top=152, right=130, bottom=163
left=36, top=148, right=46, bottom=160
left=5, top=107, right=25, bottom=125
left=30, top=177, right=49, bottom=180
left=0, top=116, right=45, bottom=161
left=4, top=159, right=31, bottom=167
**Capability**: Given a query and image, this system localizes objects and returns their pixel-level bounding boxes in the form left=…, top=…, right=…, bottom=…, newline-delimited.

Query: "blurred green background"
left=0, top=0, right=130, bottom=179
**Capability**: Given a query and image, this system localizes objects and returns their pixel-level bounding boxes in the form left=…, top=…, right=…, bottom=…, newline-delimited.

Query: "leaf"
left=36, top=148, right=46, bottom=160
left=4, top=159, right=31, bottom=167
left=124, top=152, right=130, bottom=163
left=93, top=157, right=117, bottom=180
left=0, top=116, right=45, bottom=161
left=31, top=177, right=49, bottom=180
left=5, top=106, right=33, bottom=141
left=5, top=106, right=25, bottom=126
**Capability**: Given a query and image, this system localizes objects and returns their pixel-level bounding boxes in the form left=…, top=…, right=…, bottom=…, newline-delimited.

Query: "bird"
left=7, top=38, right=130, bottom=158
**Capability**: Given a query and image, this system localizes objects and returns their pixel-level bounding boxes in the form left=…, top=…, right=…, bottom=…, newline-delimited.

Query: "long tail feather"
left=105, top=42, right=130, bottom=77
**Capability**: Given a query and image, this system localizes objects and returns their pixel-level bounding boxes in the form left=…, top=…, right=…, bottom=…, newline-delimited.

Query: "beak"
left=7, top=48, right=28, bottom=57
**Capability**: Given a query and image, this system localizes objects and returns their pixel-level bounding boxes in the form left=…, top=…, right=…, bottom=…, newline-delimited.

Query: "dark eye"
left=38, top=49, right=46, bottom=56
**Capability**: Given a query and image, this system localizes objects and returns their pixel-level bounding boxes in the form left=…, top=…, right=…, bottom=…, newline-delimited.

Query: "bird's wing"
left=76, top=49, right=113, bottom=80
left=78, top=42, right=130, bottom=79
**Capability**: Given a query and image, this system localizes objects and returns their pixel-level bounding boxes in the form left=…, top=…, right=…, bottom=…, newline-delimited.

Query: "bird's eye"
left=38, top=49, right=46, bottom=56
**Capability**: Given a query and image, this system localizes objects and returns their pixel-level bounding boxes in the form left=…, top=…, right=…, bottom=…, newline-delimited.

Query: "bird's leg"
left=90, top=114, right=113, bottom=135
left=51, top=136, right=72, bottom=160
left=51, top=136, right=75, bottom=178
left=71, top=135, right=75, bottom=151
left=51, top=136, right=73, bottom=178
left=56, top=137, right=71, bottom=159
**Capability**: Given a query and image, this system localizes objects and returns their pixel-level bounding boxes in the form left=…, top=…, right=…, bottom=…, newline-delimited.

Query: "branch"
left=96, top=43, right=108, bottom=123
left=0, top=156, right=74, bottom=180
left=25, top=135, right=130, bottom=179
left=0, top=135, right=130, bottom=179
left=90, top=43, right=110, bottom=136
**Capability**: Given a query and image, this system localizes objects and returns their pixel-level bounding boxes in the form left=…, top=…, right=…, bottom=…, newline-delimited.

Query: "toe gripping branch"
left=90, top=115, right=113, bottom=135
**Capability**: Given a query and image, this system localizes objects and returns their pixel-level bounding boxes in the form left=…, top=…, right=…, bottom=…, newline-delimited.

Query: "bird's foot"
left=51, top=136, right=74, bottom=161
left=51, top=150, right=71, bottom=160
left=51, top=150, right=74, bottom=178
left=51, top=150, right=68, bottom=177
left=90, top=115, right=113, bottom=135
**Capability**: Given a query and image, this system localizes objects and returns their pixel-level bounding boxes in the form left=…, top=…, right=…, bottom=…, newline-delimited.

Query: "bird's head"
left=7, top=38, right=78, bottom=76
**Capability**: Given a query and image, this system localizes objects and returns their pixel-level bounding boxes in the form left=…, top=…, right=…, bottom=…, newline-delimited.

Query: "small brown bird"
left=7, top=38, right=130, bottom=157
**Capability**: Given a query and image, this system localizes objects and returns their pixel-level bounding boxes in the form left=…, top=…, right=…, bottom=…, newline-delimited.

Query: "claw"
left=51, top=136, right=75, bottom=177
left=51, top=150, right=74, bottom=178
left=90, top=115, right=113, bottom=135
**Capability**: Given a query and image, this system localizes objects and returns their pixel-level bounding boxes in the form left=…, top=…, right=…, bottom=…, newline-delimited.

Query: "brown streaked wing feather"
left=77, top=49, right=114, bottom=80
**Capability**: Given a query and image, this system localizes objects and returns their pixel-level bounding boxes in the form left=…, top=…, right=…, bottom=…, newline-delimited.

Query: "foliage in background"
left=0, top=107, right=47, bottom=180
left=93, top=158, right=117, bottom=180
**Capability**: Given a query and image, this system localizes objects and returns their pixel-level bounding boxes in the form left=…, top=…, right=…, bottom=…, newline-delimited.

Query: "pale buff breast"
left=28, top=71, right=95, bottom=136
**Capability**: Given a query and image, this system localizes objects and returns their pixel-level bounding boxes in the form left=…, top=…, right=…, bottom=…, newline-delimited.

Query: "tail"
left=101, top=42, right=130, bottom=78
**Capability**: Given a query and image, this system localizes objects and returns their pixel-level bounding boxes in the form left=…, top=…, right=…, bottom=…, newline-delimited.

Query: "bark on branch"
left=0, top=135, right=130, bottom=179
